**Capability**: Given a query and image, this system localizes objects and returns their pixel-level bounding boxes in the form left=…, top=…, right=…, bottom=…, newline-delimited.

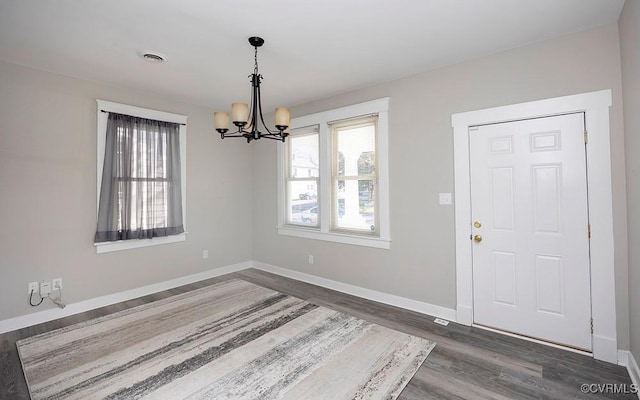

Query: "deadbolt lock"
left=473, top=221, right=482, bottom=228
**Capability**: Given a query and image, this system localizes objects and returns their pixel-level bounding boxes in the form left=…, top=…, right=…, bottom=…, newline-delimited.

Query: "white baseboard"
left=630, top=353, right=640, bottom=387
left=618, top=350, right=640, bottom=398
left=0, top=260, right=456, bottom=335
left=0, top=261, right=251, bottom=334
left=251, top=261, right=457, bottom=322
left=3, top=258, right=628, bottom=372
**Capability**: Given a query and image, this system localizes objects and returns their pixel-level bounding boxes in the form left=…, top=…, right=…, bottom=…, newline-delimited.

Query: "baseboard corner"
left=619, top=350, right=640, bottom=389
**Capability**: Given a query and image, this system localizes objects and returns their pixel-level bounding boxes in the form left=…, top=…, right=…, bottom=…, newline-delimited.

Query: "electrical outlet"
left=28, top=281, right=39, bottom=295
left=202, top=250, right=209, bottom=259
left=308, top=255, right=314, bottom=265
left=52, top=278, right=62, bottom=290
left=40, top=281, right=52, bottom=296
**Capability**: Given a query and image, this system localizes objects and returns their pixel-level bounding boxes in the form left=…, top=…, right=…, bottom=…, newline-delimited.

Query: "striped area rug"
left=17, top=279, right=435, bottom=399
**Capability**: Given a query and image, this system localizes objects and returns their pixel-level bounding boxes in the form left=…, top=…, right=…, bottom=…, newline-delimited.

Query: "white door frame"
left=452, top=90, right=617, bottom=363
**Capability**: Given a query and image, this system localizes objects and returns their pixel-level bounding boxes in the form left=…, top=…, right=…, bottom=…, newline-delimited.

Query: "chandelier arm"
left=256, top=82, right=278, bottom=136
left=226, top=130, right=246, bottom=137
left=245, top=97, right=255, bottom=137
left=259, top=134, right=286, bottom=141
left=221, top=133, right=247, bottom=138
left=247, top=74, right=255, bottom=129
left=261, top=131, right=288, bottom=141
left=235, top=125, right=250, bottom=135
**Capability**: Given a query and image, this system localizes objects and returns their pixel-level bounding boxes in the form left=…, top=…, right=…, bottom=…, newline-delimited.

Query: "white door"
left=470, top=113, right=592, bottom=351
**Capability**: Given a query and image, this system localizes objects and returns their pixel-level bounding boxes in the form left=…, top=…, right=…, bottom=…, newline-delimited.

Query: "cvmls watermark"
left=580, top=383, right=638, bottom=394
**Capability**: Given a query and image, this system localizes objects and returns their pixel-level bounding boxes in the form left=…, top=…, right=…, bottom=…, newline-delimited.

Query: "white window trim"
left=277, top=98, right=390, bottom=249
left=94, top=100, right=188, bottom=254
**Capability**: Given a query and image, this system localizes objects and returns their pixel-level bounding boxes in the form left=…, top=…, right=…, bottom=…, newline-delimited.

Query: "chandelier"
left=214, top=36, right=290, bottom=143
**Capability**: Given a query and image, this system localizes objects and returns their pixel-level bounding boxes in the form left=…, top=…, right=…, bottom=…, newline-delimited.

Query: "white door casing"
left=452, top=90, right=617, bottom=363
left=470, top=113, right=591, bottom=350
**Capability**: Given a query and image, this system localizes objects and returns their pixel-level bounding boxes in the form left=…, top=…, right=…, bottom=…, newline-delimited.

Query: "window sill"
left=277, top=226, right=390, bottom=249
left=94, top=233, right=187, bottom=254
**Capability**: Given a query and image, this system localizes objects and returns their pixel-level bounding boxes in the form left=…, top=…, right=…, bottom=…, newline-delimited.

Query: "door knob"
left=474, top=235, right=483, bottom=243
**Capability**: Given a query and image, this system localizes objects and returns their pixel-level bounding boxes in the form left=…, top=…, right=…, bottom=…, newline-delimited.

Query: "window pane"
left=335, top=179, right=376, bottom=232
left=335, top=124, right=375, bottom=177
left=116, top=129, right=170, bottom=231
left=332, top=118, right=377, bottom=233
left=287, top=180, right=318, bottom=226
left=290, top=134, right=319, bottom=178
left=286, top=128, right=319, bottom=227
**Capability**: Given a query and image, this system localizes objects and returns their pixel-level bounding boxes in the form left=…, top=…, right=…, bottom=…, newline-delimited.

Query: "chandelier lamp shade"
left=214, top=36, right=291, bottom=143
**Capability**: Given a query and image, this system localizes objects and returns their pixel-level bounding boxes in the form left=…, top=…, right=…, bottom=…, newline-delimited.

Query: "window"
left=95, top=100, right=187, bottom=253
left=277, top=98, right=390, bottom=249
left=285, top=126, right=319, bottom=226
left=331, top=116, right=377, bottom=234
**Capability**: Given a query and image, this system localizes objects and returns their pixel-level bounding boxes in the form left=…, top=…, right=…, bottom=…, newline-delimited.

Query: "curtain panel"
left=95, top=113, right=184, bottom=242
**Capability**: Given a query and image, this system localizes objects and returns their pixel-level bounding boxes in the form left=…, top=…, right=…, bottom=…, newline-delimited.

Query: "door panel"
left=492, top=251, right=516, bottom=306
left=470, top=113, right=591, bottom=351
left=532, top=164, right=561, bottom=233
left=535, top=255, right=564, bottom=316
left=490, top=168, right=515, bottom=230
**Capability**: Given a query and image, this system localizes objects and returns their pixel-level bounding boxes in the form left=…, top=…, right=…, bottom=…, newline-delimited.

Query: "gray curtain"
left=95, top=112, right=184, bottom=242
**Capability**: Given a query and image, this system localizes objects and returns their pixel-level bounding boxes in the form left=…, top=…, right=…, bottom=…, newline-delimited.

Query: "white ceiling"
left=0, top=0, right=625, bottom=111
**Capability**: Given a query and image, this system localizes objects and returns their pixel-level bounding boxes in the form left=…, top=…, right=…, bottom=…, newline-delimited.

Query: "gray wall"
left=0, top=20, right=632, bottom=353
left=252, top=24, right=631, bottom=349
left=0, top=61, right=253, bottom=321
left=619, top=0, right=640, bottom=362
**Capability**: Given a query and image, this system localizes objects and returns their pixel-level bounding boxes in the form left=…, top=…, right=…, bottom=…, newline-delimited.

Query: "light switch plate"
left=439, top=192, right=452, bottom=205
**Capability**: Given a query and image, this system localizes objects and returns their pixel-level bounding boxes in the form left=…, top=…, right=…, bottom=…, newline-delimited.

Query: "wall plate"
left=28, top=282, right=39, bottom=295
left=40, top=281, right=52, bottom=296
left=439, top=193, right=452, bottom=205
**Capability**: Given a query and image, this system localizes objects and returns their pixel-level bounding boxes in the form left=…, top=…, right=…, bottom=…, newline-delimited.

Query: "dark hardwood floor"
left=0, top=269, right=635, bottom=399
